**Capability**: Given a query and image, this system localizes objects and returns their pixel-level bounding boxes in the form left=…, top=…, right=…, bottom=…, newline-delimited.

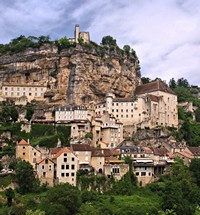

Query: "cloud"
left=0, top=0, right=200, bottom=85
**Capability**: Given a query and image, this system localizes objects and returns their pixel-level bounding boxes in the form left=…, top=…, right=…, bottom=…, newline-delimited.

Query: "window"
left=141, top=172, right=146, bottom=176
left=23, top=146, right=25, bottom=149
left=66, top=165, right=69, bottom=169
left=5, top=92, right=8, bottom=96
left=29, top=88, right=31, bottom=91
left=61, top=173, right=64, bottom=177
left=34, top=152, right=36, bottom=156
left=112, top=168, right=119, bottom=174
left=64, top=153, right=67, bottom=156
left=121, top=115, right=123, bottom=118
left=35, top=93, right=37, bottom=96
left=71, top=165, right=75, bottom=170
left=61, top=165, right=65, bottom=169
left=43, top=172, right=46, bottom=177
left=71, top=172, right=75, bottom=176
left=35, top=88, right=37, bottom=91
left=136, top=172, right=139, bottom=176
left=5, top=87, right=7, bottom=90
left=64, top=158, right=67, bottom=162
left=42, top=165, right=44, bottom=169
left=17, top=92, right=20, bottom=96
left=29, top=93, right=31, bottom=96
left=23, top=92, right=26, bottom=96
left=11, top=87, right=13, bottom=91
left=121, top=109, right=123, bottom=112
left=11, top=92, right=14, bottom=96
left=72, top=157, right=75, bottom=161
left=126, top=109, right=128, bottom=112
left=23, top=152, right=25, bottom=155
left=66, top=173, right=69, bottom=176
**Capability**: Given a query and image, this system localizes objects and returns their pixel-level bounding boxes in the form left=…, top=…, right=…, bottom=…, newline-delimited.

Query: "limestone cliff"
left=0, top=43, right=141, bottom=106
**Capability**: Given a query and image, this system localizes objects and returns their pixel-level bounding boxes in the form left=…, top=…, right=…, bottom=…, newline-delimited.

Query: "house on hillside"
left=16, top=139, right=42, bottom=168
left=95, top=80, right=178, bottom=130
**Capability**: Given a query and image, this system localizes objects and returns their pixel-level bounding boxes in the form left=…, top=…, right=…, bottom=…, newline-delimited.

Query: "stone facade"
left=95, top=80, right=178, bottom=129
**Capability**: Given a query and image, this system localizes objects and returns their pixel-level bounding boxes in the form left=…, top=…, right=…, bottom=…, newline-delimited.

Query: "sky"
left=0, top=0, right=200, bottom=86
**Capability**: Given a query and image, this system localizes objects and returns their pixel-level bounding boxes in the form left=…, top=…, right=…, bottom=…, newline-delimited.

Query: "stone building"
left=36, top=158, right=55, bottom=187
left=1, top=83, right=47, bottom=102
left=68, top=24, right=90, bottom=43
left=53, top=147, right=79, bottom=186
left=95, top=80, right=178, bottom=129
left=16, top=139, right=42, bottom=168
left=55, top=105, right=91, bottom=139
left=91, top=112, right=123, bottom=148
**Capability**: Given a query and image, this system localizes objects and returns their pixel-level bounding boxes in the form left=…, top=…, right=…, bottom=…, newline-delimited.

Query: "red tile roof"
left=54, top=148, right=72, bottom=159
left=18, top=139, right=29, bottom=145
left=50, top=147, right=62, bottom=155
left=135, top=80, right=176, bottom=95
left=176, top=151, right=193, bottom=159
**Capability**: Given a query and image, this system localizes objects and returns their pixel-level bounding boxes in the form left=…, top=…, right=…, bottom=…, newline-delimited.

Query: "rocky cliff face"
left=0, top=44, right=141, bottom=106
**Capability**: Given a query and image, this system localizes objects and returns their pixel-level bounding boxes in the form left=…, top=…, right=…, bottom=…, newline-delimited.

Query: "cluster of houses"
left=15, top=137, right=200, bottom=187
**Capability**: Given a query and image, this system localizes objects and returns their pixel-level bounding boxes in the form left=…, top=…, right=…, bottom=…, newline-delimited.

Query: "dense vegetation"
left=1, top=158, right=200, bottom=214
left=0, top=123, right=70, bottom=159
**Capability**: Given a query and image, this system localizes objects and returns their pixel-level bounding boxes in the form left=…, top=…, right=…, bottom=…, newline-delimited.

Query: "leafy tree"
left=101, top=36, right=117, bottom=47
left=4, top=188, right=15, bottom=206
left=10, top=107, right=19, bottom=122
left=123, top=45, right=131, bottom=55
left=43, top=183, right=81, bottom=215
left=189, top=159, right=200, bottom=186
left=26, top=210, right=46, bottom=215
left=169, top=78, right=177, bottom=89
left=25, top=106, right=34, bottom=121
left=15, top=160, right=39, bottom=194
left=1, top=106, right=11, bottom=123
left=195, top=107, right=200, bottom=122
left=177, top=78, right=190, bottom=87
left=141, top=77, right=151, bottom=84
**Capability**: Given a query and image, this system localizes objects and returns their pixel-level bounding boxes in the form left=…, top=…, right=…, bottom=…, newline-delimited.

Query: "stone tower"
left=74, top=24, right=79, bottom=43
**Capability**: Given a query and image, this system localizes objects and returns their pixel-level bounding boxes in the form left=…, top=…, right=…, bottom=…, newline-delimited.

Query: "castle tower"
left=74, top=24, right=79, bottom=43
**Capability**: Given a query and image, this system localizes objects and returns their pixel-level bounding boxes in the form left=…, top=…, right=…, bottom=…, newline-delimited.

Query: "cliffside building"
left=68, top=24, right=90, bottom=43
left=95, top=80, right=178, bottom=129
left=1, top=83, right=47, bottom=102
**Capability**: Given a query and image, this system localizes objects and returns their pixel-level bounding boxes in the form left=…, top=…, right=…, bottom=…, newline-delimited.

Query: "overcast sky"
left=1, top=0, right=200, bottom=86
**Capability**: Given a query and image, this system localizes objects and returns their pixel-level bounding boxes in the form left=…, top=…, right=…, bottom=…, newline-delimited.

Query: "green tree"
left=26, top=210, right=46, bottom=215
left=10, top=107, right=19, bottom=122
left=15, top=160, right=39, bottom=194
left=189, top=158, right=200, bottom=186
left=25, top=106, right=34, bottom=121
left=195, top=107, right=200, bottom=122
left=141, top=77, right=151, bottom=84
left=101, top=36, right=117, bottom=47
left=123, top=45, right=131, bottom=55
left=169, top=78, right=177, bottom=89
left=177, top=78, right=190, bottom=87
left=44, top=183, right=81, bottom=215
left=5, top=188, right=15, bottom=206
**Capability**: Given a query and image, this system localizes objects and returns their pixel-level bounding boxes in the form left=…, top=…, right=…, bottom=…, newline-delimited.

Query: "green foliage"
left=189, top=159, right=200, bottom=186
left=26, top=209, right=46, bottom=215
left=101, top=36, right=117, bottom=47
left=195, top=107, right=200, bottom=122
left=0, top=35, right=51, bottom=55
left=0, top=174, right=14, bottom=187
left=42, top=183, right=81, bottom=215
left=123, top=45, right=131, bottom=55
left=10, top=107, right=19, bottom=122
left=25, top=106, right=34, bottom=121
left=169, top=78, right=177, bottom=89
left=15, top=160, right=40, bottom=194
left=111, top=171, right=137, bottom=195
left=5, top=188, right=15, bottom=206
left=84, top=132, right=93, bottom=139
left=141, top=77, right=151, bottom=84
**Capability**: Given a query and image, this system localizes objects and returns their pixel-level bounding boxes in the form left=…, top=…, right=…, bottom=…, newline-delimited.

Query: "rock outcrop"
left=0, top=43, right=141, bottom=106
